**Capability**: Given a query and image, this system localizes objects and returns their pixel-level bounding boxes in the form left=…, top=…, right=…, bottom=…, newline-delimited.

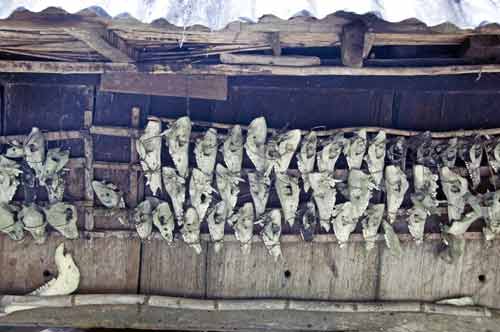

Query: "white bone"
left=260, top=209, right=282, bottom=261
left=366, top=131, right=386, bottom=186
left=223, top=125, right=244, bottom=174
left=385, top=165, right=409, bottom=223
left=182, top=206, right=202, bottom=254
left=24, top=127, right=45, bottom=177
left=215, top=164, right=243, bottom=217
left=229, top=202, right=254, bottom=254
left=361, top=203, right=385, bottom=251
left=195, top=128, right=218, bottom=177
left=275, top=172, right=300, bottom=227
left=133, top=197, right=160, bottom=240
left=317, top=133, right=345, bottom=173
left=344, top=130, right=367, bottom=170
left=297, top=131, right=317, bottom=192
left=0, top=203, right=24, bottom=241
left=245, top=117, right=267, bottom=173
left=45, top=202, right=79, bottom=239
left=189, top=168, right=215, bottom=221
left=0, top=155, right=22, bottom=203
left=20, top=204, right=47, bottom=244
left=92, top=180, right=125, bottom=209
left=207, top=201, right=227, bottom=253
left=308, top=172, right=336, bottom=232
left=165, top=116, right=191, bottom=178
left=440, top=166, right=469, bottom=221
left=382, top=220, right=402, bottom=257
left=162, top=166, right=186, bottom=224
left=349, top=169, right=375, bottom=219
left=332, top=202, right=357, bottom=247
left=137, top=119, right=163, bottom=195
left=153, top=201, right=175, bottom=244
left=247, top=171, right=270, bottom=218
left=266, top=129, right=301, bottom=174
left=300, top=200, right=317, bottom=241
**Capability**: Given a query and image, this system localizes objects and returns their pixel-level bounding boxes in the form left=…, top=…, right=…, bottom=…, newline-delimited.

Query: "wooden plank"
left=0, top=301, right=498, bottom=331
left=140, top=238, right=207, bottom=297
left=0, top=233, right=140, bottom=294
left=100, top=72, right=228, bottom=100
left=65, top=28, right=133, bottom=63
left=206, top=239, right=378, bottom=300
left=341, top=20, right=367, bottom=68
left=83, top=111, right=94, bottom=231
left=220, top=53, right=320, bottom=67
left=378, top=238, right=500, bottom=309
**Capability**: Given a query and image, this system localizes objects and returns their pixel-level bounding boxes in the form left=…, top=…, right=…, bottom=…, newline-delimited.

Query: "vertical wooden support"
left=341, top=20, right=368, bottom=68
left=129, top=107, right=142, bottom=207
left=83, top=110, right=95, bottom=230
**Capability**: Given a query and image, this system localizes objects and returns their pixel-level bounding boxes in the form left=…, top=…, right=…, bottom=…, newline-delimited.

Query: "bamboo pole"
left=83, top=111, right=95, bottom=231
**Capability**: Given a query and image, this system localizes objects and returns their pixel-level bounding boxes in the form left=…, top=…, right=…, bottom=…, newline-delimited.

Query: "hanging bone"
left=162, top=166, right=186, bottom=224
left=215, top=164, right=243, bottom=218
left=245, top=117, right=268, bottom=173
left=195, top=128, right=218, bottom=177
left=20, top=203, right=47, bottom=244
left=182, top=206, right=202, bottom=254
left=92, top=180, right=126, bottom=209
left=39, top=148, right=70, bottom=203
left=458, top=136, right=483, bottom=190
left=0, top=203, right=24, bottom=241
left=222, top=125, right=244, bottom=174
left=486, top=137, right=500, bottom=173
left=348, top=169, right=376, bottom=218
left=137, top=119, right=163, bottom=195
left=299, top=201, right=317, bottom=241
left=152, top=201, right=175, bottom=244
left=0, top=155, right=22, bottom=203
left=317, top=132, right=345, bottom=173
left=332, top=202, right=357, bottom=247
left=275, top=172, right=300, bottom=227
left=45, top=202, right=79, bottom=239
left=408, top=165, right=439, bottom=243
left=435, top=137, right=458, bottom=168
left=259, top=209, right=283, bottom=261
left=308, top=171, right=337, bottom=232
left=207, top=201, right=227, bottom=253
left=164, top=116, right=191, bottom=178
left=387, top=137, right=408, bottom=170
left=482, top=191, right=500, bottom=240
left=411, top=131, right=437, bottom=168
left=265, top=129, right=301, bottom=175
left=385, top=165, right=409, bottom=224
left=297, top=131, right=317, bottom=192
left=366, top=131, right=386, bottom=186
left=189, top=168, right=216, bottom=221
left=361, top=204, right=385, bottom=251
left=247, top=171, right=270, bottom=218
left=344, top=130, right=367, bottom=170
left=23, top=127, right=46, bottom=177
left=439, top=166, right=470, bottom=221
left=133, top=197, right=160, bottom=240
left=229, top=202, right=255, bottom=254
left=382, top=220, right=402, bottom=257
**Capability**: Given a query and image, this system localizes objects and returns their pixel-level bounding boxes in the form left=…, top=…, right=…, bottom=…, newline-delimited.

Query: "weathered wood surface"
left=220, top=53, right=321, bottom=67
left=0, top=234, right=141, bottom=294
left=0, top=301, right=498, bottom=331
left=100, top=72, right=228, bottom=100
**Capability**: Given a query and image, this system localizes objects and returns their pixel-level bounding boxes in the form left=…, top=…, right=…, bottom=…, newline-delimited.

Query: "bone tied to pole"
left=2, top=118, right=500, bottom=260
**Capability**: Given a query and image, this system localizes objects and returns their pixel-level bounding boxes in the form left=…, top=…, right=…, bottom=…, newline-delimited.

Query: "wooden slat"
left=341, top=20, right=367, bottom=68
left=0, top=233, right=141, bottom=294
left=100, top=72, right=228, bottom=100
left=139, top=238, right=208, bottom=297
left=220, top=53, right=320, bottom=66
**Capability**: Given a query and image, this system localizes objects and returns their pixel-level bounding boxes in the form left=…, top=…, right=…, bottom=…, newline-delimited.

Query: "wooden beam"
left=100, top=72, right=228, bottom=100
left=341, top=20, right=368, bottom=68
left=220, top=53, right=320, bottom=67
left=462, top=34, right=500, bottom=61
left=0, top=295, right=496, bottom=331
left=1, top=60, right=500, bottom=77
left=65, top=28, right=134, bottom=63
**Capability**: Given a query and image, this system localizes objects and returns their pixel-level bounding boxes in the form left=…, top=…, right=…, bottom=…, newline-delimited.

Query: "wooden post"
left=129, top=107, right=142, bottom=207
left=341, top=20, right=368, bottom=68
left=83, top=110, right=95, bottom=230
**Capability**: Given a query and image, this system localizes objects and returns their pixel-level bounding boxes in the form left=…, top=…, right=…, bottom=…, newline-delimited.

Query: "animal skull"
left=382, top=220, right=402, bottom=257
left=207, top=201, right=227, bottom=253
left=137, top=119, right=163, bottom=195
left=361, top=204, right=385, bottom=251
left=182, top=206, right=202, bottom=254
left=162, top=166, right=186, bottom=223
left=445, top=210, right=481, bottom=237
left=133, top=198, right=160, bottom=240
left=344, top=130, right=367, bottom=170
left=317, top=133, right=345, bottom=173
left=0, top=155, right=22, bottom=203
left=332, top=202, right=357, bottom=247
left=229, top=202, right=255, bottom=254
left=458, top=136, right=483, bottom=189
left=24, top=127, right=45, bottom=177
left=0, top=203, right=24, bottom=241
left=222, top=125, right=244, bottom=174
left=152, top=201, right=175, bottom=244
left=348, top=169, right=375, bottom=219
left=297, top=131, right=317, bottom=192
left=194, top=128, right=218, bottom=177
left=275, top=172, right=300, bottom=227
left=440, top=166, right=469, bottom=221
left=436, top=138, right=458, bottom=168
left=385, top=165, right=409, bottom=223
left=189, top=168, right=216, bottom=221
left=215, top=164, right=243, bottom=217
left=165, top=116, right=191, bottom=178
left=266, top=129, right=301, bottom=174
left=260, top=209, right=282, bottom=261
left=366, top=131, right=386, bottom=186
left=414, top=131, right=436, bottom=168
left=45, top=202, right=79, bottom=239
left=92, top=180, right=125, bottom=209
left=483, top=191, right=500, bottom=240
left=486, top=137, right=500, bottom=173
left=247, top=171, right=270, bottom=218
left=20, top=204, right=47, bottom=244
left=300, top=201, right=317, bottom=241
left=387, top=137, right=407, bottom=170
left=308, top=171, right=337, bottom=232
left=245, top=117, right=268, bottom=173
